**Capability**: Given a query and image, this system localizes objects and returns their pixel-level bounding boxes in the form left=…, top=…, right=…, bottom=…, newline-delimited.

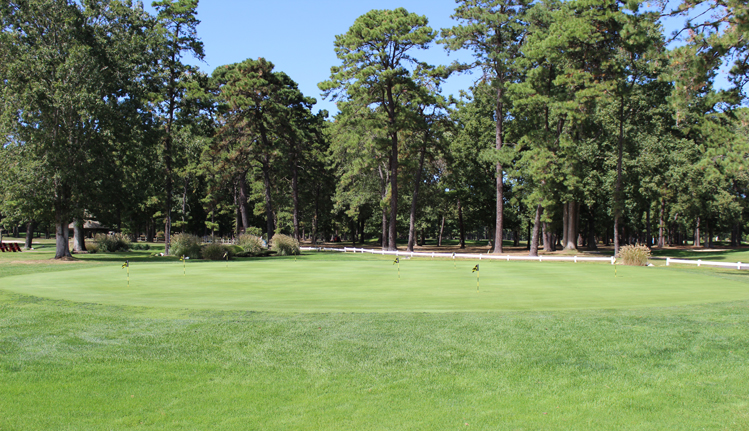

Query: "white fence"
left=300, top=246, right=616, bottom=265
left=300, top=247, right=749, bottom=270
left=665, top=257, right=746, bottom=270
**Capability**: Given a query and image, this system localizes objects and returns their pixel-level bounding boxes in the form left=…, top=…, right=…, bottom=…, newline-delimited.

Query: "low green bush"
left=271, top=234, right=300, bottom=256
left=238, top=234, right=266, bottom=255
left=131, top=243, right=151, bottom=251
left=202, top=243, right=233, bottom=261
left=86, top=242, right=99, bottom=254
left=170, top=233, right=202, bottom=258
left=619, top=244, right=651, bottom=266
left=93, top=233, right=131, bottom=252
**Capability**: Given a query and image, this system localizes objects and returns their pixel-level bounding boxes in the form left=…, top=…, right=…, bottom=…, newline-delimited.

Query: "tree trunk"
left=360, top=215, right=366, bottom=244
left=386, top=86, right=399, bottom=252
left=646, top=208, right=651, bottom=247
left=261, top=156, right=274, bottom=239
left=613, top=94, right=625, bottom=257
left=407, top=144, right=427, bottom=252
left=658, top=198, right=666, bottom=248
left=458, top=197, right=466, bottom=249
left=492, top=83, right=505, bottom=254
left=379, top=164, right=388, bottom=250
left=543, top=222, right=552, bottom=252
left=24, top=220, right=34, bottom=249
left=292, top=144, right=300, bottom=241
left=54, top=212, right=72, bottom=259
left=526, top=221, right=531, bottom=250
left=438, top=215, right=445, bottom=247
left=529, top=203, right=543, bottom=257
left=565, top=201, right=577, bottom=250
left=587, top=208, right=597, bottom=250
left=562, top=202, right=569, bottom=248
left=694, top=216, right=701, bottom=247
left=313, top=185, right=320, bottom=245
left=238, top=173, right=251, bottom=234
left=73, top=218, right=86, bottom=252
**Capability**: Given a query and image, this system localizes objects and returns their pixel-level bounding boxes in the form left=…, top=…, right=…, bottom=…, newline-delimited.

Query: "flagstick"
left=127, top=264, right=130, bottom=288
left=183, top=255, right=186, bottom=276
left=477, top=269, right=479, bottom=292
left=398, top=259, right=400, bottom=280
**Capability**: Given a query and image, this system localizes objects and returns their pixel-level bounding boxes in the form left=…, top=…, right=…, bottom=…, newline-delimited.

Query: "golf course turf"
left=1, top=249, right=749, bottom=429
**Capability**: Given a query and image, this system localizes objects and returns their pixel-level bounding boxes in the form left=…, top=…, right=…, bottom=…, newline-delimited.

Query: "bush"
left=619, top=244, right=651, bottom=266
left=86, top=242, right=99, bottom=254
left=131, top=243, right=151, bottom=251
left=271, top=234, right=300, bottom=256
left=238, top=234, right=266, bottom=255
left=93, top=233, right=131, bottom=252
left=202, top=243, right=234, bottom=261
left=170, top=233, right=202, bottom=258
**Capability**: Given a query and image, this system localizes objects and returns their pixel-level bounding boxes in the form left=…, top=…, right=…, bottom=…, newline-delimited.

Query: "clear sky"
left=144, top=0, right=476, bottom=116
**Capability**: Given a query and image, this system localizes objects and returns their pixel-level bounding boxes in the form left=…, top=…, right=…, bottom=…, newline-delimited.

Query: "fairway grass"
left=3, top=252, right=749, bottom=311
left=2, top=252, right=749, bottom=429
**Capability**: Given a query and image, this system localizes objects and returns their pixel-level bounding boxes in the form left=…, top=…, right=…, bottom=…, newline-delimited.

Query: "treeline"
left=1, top=0, right=748, bottom=259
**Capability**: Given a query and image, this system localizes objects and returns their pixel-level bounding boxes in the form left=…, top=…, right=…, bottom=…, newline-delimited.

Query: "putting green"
left=4, top=253, right=749, bottom=311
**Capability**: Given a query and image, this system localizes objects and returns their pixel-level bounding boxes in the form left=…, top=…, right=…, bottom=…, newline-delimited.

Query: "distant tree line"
left=1, top=0, right=748, bottom=258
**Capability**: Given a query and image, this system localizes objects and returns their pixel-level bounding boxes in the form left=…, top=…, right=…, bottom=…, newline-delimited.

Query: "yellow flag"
left=122, top=261, right=128, bottom=269
left=393, top=257, right=399, bottom=265
left=472, top=264, right=479, bottom=273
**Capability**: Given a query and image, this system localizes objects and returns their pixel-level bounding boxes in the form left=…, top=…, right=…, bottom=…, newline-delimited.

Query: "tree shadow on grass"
left=651, top=247, right=749, bottom=261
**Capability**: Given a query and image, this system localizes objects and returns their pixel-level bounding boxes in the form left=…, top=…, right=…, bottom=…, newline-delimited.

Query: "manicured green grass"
left=4, top=252, right=749, bottom=311
left=2, top=251, right=749, bottom=429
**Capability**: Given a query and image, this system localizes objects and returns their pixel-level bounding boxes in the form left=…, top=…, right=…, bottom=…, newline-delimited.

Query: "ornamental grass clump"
left=170, top=233, right=202, bottom=258
left=93, top=233, right=131, bottom=252
left=271, top=234, right=300, bottom=256
left=201, top=243, right=233, bottom=261
left=238, top=234, right=266, bottom=255
left=619, top=244, right=651, bottom=266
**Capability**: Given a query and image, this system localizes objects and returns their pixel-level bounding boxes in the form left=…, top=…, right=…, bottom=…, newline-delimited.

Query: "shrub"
left=238, top=234, right=266, bottom=255
left=271, top=234, right=300, bottom=256
left=202, top=243, right=233, bottom=261
left=170, top=233, right=202, bottom=258
left=619, top=244, right=651, bottom=266
left=93, top=233, right=131, bottom=252
left=86, top=242, right=99, bottom=254
left=131, top=243, right=151, bottom=251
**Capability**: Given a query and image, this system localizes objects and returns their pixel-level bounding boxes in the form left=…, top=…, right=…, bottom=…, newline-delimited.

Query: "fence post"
left=574, top=256, right=577, bottom=263
left=698, top=259, right=701, bottom=267
left=739, top=262, right=742, bottom=270
left=612, top=256, right=616, bottom=265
